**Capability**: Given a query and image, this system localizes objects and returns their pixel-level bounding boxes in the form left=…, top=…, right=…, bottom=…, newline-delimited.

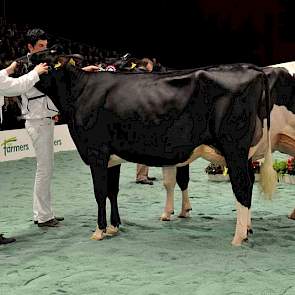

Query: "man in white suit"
left=0, top=60, right=48, bottom=244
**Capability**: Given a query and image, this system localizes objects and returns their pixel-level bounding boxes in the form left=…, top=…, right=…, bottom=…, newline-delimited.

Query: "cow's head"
left=30, top=45, right=80, bottom=70
left=14, top=45, right=79, bottom=76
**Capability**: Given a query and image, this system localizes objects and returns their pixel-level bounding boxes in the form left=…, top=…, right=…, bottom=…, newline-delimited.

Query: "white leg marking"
left=91, top=225, right=106, bottom=240
left=178, top=189, right=192, bottom=218
left=160, top=166, right=177, bottom=221
left=106, top=225, right=119, bottom=236
left=232, top=201, right=249, bottom=246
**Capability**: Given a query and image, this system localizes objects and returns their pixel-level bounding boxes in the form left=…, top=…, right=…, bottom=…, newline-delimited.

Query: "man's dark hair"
left=26, top=28, right=48, bottom=46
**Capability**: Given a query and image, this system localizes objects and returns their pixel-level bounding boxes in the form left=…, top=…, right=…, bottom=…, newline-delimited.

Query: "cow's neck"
left=65, top=65, right=87, bottom=98
left=52, top=66, right=87, bottom=121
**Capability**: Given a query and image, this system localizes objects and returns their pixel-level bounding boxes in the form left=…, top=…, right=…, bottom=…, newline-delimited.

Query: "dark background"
left=1, top=0, right=295, bottom=68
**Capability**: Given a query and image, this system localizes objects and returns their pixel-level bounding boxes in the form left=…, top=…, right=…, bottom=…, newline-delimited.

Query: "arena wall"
left=0, top=125, right=76, bottom=162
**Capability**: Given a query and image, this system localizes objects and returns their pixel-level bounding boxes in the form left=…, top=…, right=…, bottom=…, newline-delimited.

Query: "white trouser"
left=25, top=118, right=55, bottom=223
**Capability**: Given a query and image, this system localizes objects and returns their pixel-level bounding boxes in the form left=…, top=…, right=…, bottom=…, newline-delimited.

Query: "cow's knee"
left=163, top=175, right=176, bottom=191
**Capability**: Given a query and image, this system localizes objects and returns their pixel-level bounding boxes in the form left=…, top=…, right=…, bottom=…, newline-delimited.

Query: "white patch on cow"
left=178, top=189, right=192, bottom=218
left=271, top=61, right=295, bottom=75
left=176, top=145, right=226, bottom=167
left=108, top=155, right=127, bottom=167
left=160, top=166, right=177, bottom=221
left=105, top=225, right=119, bottom=236
left=91, top=225, right=106, bottom=241
left=250, top=105, right=295, bottom=160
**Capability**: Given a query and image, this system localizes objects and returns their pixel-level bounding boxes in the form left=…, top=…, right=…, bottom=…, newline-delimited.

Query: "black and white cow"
left=161, top=61, right=295, bottom=222
left=30, top=49, right=295, bottom=246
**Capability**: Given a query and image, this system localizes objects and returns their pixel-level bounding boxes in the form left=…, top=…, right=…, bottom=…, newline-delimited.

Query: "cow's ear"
left=68, top=58, right=76, bottom=66
left=54, top=61, right=62, bottom=69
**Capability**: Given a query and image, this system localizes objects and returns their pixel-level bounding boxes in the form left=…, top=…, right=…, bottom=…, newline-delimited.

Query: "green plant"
left=273, top=159, right=288, bottom=175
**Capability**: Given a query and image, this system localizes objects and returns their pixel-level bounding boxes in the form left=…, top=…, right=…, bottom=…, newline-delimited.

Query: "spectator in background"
left=135, top=58, right=157, bottom=185
left=0, top=21, right=109, bottom=129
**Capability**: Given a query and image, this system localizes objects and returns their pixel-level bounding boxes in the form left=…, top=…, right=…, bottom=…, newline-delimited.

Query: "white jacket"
left=20, top=85, right=59, bottom=120
left=0, top=68, right=40, bottom=123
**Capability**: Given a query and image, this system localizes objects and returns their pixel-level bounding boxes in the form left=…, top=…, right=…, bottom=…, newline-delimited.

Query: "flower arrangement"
left=287, top=157, right=295, bottom=175
left=205, top=161, right=261, bottom=182
left=205, top=157, right=295, bottom=184
left=273, top=157, right=295, bottom=184
left=251, top=160, right=260, bottom=174
left=204, top=163, right=224, bottom=175
left=205, top=161, right=261, bottom=175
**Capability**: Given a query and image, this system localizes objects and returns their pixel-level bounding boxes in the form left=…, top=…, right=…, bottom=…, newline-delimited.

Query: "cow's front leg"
left=89, top=150, right=109, bottom=241
left=106, top=165, right=121, bottom=236
left=161, top=166, right=177, bottom=221
left=224, top=150, right=255, bottom=246
left=232, top=201, right=250, bottom=245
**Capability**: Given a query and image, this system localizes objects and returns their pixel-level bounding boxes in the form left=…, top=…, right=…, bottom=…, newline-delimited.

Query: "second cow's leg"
left=176, top=165, right=192, bottom=218
left=160, top=166, right=177, bottom=221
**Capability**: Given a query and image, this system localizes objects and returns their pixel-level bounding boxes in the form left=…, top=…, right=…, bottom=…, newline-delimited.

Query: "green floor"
left=1, top=151, right=295, bottom=295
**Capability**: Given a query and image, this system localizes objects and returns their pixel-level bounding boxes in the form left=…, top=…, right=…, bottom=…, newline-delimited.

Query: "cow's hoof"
left=106, top=225, right=119, bottom=236
left=247, top=228, right=253, bottom=235
left=160, top=212, right=173, bottom=221
left=231, top=235, right=248, bottom=246
left=91, top=227, right=106, bottom=240
left=160, top=215, right=170, bottom=221
left=178, top=208, right=192, bottom=218
left=288, top=209, right=295, bottom=220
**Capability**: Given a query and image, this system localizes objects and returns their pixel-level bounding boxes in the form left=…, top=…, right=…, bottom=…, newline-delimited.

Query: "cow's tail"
left=259, top=72, right=277, bottom=200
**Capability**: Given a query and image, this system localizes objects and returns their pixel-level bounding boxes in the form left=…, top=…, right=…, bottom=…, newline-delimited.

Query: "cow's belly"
left=111, top=113, right=201, bottom=166
left=113, top=145, right=196, bottom=166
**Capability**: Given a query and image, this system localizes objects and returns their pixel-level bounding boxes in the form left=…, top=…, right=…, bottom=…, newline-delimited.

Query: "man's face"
left=28, top=39, right=48, bottom=54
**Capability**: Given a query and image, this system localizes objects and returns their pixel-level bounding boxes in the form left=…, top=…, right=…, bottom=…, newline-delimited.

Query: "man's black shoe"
left=136, top=179, right=153, bottom=185
left=147, top=176, right=157, bottom=181
left=34, top=216, right=64, bottom=225
left=37, top=218, right=60, bottom=227
left=0, top=234, right=16, bottom=245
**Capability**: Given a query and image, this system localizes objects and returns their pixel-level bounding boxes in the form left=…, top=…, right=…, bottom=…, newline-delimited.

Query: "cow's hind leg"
left=106, top=165, right=121, bottom=236
left=176, top=165, right=192, bottom=218
left=225, top=152, right=254, bottom=246
left=161, top=166, right=177, bottom=221
left=89, top=150, right=109, bottom=241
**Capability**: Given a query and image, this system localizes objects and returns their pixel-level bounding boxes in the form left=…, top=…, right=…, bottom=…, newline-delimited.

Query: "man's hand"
left=5, top=61, right=18, bottom=76
left=34, top=63, right=49, bottom=75
left=82, top=65, right=100, bottom=72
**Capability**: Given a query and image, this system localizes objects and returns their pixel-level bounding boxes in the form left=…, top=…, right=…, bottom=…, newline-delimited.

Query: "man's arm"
left=0, top=62, right=48, bottom=97
left=82, top=65, right=99, bottom=72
